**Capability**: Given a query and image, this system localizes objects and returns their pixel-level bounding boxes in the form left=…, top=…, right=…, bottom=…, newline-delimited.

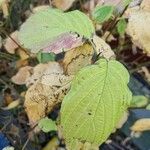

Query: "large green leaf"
left=19, top=8, right=94, bottom=53
left=61, top=58, right=132, bottom=149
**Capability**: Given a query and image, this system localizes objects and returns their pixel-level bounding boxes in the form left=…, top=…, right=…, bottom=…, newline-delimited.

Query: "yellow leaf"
left=126, top=11, right=150, bottom=55
left=42, top=137, right=59, bottom=150
left=131, top=118, right=150, bottom=132
left=24, top=62, right=73, bottom=125
left=2, top=99, right=20, bottom=110
left=62, top=43, right=94, bottom=75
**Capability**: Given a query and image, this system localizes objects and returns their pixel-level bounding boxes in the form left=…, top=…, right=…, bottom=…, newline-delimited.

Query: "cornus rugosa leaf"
left=19, top=8, right=94, bottom=53
left=92, top=5, right=114, bottom=23
left=61, top=58, right=132, bottom=149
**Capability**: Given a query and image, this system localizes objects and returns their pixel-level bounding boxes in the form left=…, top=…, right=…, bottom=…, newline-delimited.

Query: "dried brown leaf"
left=92, top=35, right=115, bottom=60
left=126, top=11, right=150, bottom=55
left=2, top=99, right=20, bottom=110
left=11, top=66, right=33, bottom=85
left=4, top=31, right=19, bottom=54
left=24, top=62, right=73, bottom=125
left=62, top=43, right=94, bottom=75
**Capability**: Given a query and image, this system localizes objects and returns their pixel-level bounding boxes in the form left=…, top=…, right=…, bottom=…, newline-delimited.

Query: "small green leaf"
left=37, top=52, right=55, bottom=63
left=61, top=58, right=132, bottom=149
left=19, top=8, right=94, bottom=53
left=117, top=18, right=127, bottom=36
left=92, top=5, right=114, bottom=23
left=146, top=104, right=150, bottom=110
left=130, top=95, right=149, bottom=108
left=38, top=117, right=57, bottom=133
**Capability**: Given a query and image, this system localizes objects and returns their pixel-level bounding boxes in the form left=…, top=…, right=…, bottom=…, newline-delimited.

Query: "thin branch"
left=105, top=4, right=130, bottom=41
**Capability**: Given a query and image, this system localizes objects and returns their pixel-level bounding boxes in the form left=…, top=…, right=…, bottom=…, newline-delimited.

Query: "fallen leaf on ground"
left=26, top=62, right=60, bottom=87
left=131, top=118, right=150, bottom=132
left=25, top=62, right=73, bottom=125
left=16, top=48, right=29, bottom=60
left=1, top=99, right=20, bottom=110
left=4, top=31, right=19, bottom=54
left=62, top=43, right=94, bottom=75
left=11, top=66, right=33, bottom=85
left=92, top=35, right=115, bottom=60
left=140, top=0, right=150, bottom=12
left=52, top=0, right=76, bottom=11
left=126, top=11, right=150, bottom=55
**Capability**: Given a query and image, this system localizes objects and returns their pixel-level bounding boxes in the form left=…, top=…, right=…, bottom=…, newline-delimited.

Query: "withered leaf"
left=4, top=31, right=19, bottom=54
left=62, top=43, right=94, bottom=75
left=92, top=35, right=115, bottom=60
left=131, top=118, right=150, bottom=132
left=11, top=66, right=33, bottom=85
left=24, top=62, right=73, bottom=125
left=126, top=11, right=150, bottom=55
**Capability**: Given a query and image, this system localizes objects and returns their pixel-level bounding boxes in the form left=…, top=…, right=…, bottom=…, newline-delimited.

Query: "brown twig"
left=105, top=4, right=130, bottom=41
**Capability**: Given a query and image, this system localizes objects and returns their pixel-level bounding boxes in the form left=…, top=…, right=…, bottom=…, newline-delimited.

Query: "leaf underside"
left=61, top=59, right=132, bottom=149
left=19, top=8, right=94, bottom=53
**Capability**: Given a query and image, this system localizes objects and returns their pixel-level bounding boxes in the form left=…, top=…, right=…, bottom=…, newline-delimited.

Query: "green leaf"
left=19, top=8, right=94, bottom=53
left=117, top=18, right=127, bottom=36
left=37, top=51, right=55, bottom=63
left=38, top=117, right=57, bottom=133
left=61, top=58, right=132, bottom=149
left=146, top=104, right=150, bottom=110
left=131, top=95, right=149, bottom=108
left=92, top=5, right=114, bottom=23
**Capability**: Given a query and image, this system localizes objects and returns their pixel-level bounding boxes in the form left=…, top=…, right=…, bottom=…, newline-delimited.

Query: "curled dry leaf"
left=52, top=0, right=76, bottom=11
left=131, top=118, right=150, bottom=132
left=1, top=99, right=20, bottom=110
left=26, top=63, right=52, bottom=87
left=4, top=31, right=19, bottom=54
left=11, top=66, right=33, bottom=85
left=92, top=35, right=115, bottom=60
left=16, top=48, right=29, bottom=60
left=62, top=43, right=94, bottom=75
left=126, top=11, right=150, bottom=55
left=25, top=62, right=73, bottom=125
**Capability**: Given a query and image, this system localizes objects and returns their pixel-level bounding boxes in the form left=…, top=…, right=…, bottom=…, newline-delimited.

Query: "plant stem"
left=105, top=4, right=130, bottom=41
